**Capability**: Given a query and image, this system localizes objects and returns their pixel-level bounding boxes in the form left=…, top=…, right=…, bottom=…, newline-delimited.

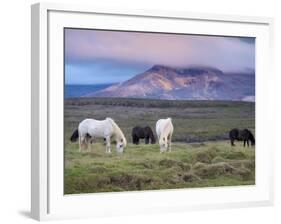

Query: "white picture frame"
left=31, top=2, right=274, bottom=221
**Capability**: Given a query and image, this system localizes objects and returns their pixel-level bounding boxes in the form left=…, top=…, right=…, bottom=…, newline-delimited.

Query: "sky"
left=65, top=28, right=255, bottom=85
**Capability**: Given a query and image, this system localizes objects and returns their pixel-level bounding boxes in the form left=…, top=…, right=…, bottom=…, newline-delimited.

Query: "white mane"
left=106, top=118, right=127, bottom=146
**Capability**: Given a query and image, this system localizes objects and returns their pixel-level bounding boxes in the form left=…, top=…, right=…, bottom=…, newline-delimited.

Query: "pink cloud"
left=65, top=29, right=255, bottom=72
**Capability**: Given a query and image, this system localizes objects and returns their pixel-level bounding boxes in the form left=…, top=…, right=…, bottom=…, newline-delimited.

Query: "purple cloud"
left=65, top=28, right=255, bottom=73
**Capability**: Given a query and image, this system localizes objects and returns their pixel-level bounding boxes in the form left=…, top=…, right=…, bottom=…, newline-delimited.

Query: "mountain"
left=86, top=65, right=255, bottom=101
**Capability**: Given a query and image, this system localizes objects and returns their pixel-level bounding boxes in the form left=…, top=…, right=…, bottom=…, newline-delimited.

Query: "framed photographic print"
left=31, top=2, right=274, bottom=221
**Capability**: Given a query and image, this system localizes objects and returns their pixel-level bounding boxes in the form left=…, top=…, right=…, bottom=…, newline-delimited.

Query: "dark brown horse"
left=132, top=126, right=156, bottom=145
left=229, top=128, right=255, bottom=147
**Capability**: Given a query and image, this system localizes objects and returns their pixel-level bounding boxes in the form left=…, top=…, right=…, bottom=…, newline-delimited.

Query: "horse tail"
left=70, top=129, right=79, bottom=142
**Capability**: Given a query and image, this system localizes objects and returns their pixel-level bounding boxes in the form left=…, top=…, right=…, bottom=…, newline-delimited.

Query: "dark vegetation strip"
left=65, top=97, right=254, bottom=108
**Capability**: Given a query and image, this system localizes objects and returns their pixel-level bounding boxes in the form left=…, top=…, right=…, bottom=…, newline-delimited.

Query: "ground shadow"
left=18, top=210, right=32, bottom=219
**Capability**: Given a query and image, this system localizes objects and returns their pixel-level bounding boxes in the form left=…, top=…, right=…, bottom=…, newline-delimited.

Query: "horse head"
left=106, top=117, right=127, bottom=153
left=151, top=133, right=156, bottom=144
left=116, top=137, right=127, bottom=153
left=159, top=135, right=168, bottom=152
left=147, top=127, right=156, bottom=144
left=250, top=137, right=255, bottom=146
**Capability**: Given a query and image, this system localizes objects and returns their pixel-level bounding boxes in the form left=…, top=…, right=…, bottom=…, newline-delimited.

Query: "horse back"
left=79, top=118, right=114, bottom=137
left=144, top=126, right=153, bottom=134
left=132, top=126, right=145, bottom=138
left=156, top=118, right=173, bottom=137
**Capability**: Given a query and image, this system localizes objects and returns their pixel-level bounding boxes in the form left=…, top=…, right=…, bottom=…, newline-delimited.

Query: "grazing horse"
left=229, top=128, right=255, bottom=147
left=70, top=118, right=127, bottom=153
left=132, top=126, right=156, bottom=145
left=156, top=118, right=174, bottom=153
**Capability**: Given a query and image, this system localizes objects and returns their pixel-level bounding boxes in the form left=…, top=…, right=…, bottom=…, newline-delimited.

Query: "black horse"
left=229, top=128, right=255, bottom=147
left=132, top=126, right=156, bottom=145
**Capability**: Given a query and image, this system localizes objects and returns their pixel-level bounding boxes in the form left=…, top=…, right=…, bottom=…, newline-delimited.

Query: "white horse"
left=156, top=118, right=174, bottom=153
left=71, top=118, right=127, bottom=153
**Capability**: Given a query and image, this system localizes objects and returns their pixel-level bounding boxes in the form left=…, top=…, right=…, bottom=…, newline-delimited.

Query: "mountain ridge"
left=85, top=65, right=255, bottom=101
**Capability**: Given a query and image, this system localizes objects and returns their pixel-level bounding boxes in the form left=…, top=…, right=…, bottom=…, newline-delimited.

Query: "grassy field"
left=64, top=97, right=255, bottom=194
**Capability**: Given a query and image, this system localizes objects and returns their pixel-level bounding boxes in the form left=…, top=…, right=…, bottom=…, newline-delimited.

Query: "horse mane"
left=106, top=118, right=127, bottom=145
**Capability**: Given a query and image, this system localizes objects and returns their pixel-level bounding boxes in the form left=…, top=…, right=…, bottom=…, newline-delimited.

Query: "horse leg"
left=247, top=140, right=249, bottom=147
left=243, top=140, right=246, bottom=147
left=133, top=135, right=138, bottom=145
left=105, top=136, right=111, bottom=153
left=79, top=135, right=82, bottom=152
left=134, top=136, right=137, bottom=144
left=84, top=140, right=88, bottom=151
left=145, top=137, right=149, bottom=144
left=168, top=133, right=172, bottom=152
left=85, top=137, right=89, bottom=152
left=231, top=139, right=235, bottom=146
left=88, top=138, right=92, bottom=152
left=80, top=135, right=87, bottom=151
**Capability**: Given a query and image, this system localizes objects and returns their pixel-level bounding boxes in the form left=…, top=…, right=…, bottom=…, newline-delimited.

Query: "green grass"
left=65, top=141, right=255, bottom=194
left=64, top=98, right=255, bottom=194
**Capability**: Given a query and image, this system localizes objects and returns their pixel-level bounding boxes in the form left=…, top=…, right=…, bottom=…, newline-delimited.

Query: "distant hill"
left=86, top=65, right=255, bottom=101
